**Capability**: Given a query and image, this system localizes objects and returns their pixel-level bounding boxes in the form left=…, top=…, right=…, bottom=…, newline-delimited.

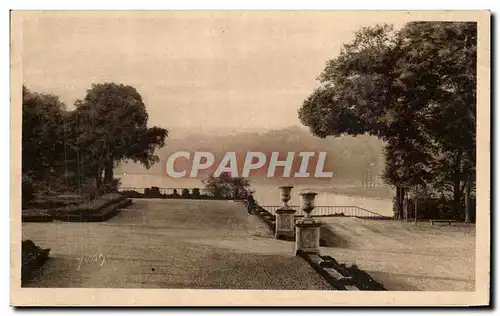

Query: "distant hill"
left=115, top=126, right=386, bottom=185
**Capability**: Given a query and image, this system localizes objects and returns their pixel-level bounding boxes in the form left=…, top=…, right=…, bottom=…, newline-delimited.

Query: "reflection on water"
left=117, top=174, right=394, bottom=217
left=250, top=184, right=393, bottom=217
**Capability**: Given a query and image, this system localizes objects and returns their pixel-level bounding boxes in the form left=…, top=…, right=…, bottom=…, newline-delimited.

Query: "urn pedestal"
left=275, top=208, right=296, bottom=240
left=294, top=191, right=321, bottom=255
left=275, top=186, right=296, bottom=240
left=294, top=219, right=322, bottom=255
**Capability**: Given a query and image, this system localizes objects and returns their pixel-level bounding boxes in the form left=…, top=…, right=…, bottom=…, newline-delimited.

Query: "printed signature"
left=76, top=253, right=106, bottom=271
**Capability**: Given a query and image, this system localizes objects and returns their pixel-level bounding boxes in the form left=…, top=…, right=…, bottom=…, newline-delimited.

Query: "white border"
left=3, top=1, right=498, bottom=315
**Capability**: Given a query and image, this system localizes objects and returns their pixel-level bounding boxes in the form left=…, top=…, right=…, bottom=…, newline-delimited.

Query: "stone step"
left=323, top=267, right=354, bottom=286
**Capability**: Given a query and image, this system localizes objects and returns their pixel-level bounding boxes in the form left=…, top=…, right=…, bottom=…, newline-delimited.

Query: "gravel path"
left=22, top=199, right=331, bottom=290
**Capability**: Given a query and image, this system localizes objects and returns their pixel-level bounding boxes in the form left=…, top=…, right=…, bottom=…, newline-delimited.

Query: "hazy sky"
left=22, top=11, right=411, bottom=133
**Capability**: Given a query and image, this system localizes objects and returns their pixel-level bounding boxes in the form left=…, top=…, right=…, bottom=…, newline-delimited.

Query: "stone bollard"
left=295, top=192, right=322, bottom=255
left=275, top=186, right=296, bottom=240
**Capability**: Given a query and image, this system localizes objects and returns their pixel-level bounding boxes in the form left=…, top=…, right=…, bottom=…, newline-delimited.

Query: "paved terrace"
left=22, top=199, right=331, bottom=290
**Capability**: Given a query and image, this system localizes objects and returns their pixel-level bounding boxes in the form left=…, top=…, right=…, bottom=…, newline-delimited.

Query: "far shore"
left=313, top=186, right=395, bottom=200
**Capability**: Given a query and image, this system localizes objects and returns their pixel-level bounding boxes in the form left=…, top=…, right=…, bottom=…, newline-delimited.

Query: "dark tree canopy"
left=298, top=22, right=476, bottom=217
left=22, top=82, right=168, bottom=197
left=22, top=86, right=67, bottom=185
left=73, top=83, right=168, bottom=186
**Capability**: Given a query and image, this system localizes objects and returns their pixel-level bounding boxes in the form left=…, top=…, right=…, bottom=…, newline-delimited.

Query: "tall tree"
left=298, top=22, right=476, bottom=218
left=22, top=86, right=67, bottom=186
left=74, top=83, right=168, bottom=187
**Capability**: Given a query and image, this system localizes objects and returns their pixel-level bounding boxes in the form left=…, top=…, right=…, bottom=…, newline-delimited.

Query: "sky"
left=22, top=11, right=411, bottom=134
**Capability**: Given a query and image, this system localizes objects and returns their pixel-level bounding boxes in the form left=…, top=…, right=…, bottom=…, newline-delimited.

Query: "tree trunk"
left=414, top=197, right=418, bottom=225
left=395, top=186, right=400, bottom=219
left=453, top=179, right=461, bottom=219
left=395, top=186, right=405, bottom=220
left=95, top=168, right=102, bottom=188
left=465, top=182, right=471, bottom=223
left=403, top=192, right=408, bottom=222
left=104, top=159, right=114, bottom=185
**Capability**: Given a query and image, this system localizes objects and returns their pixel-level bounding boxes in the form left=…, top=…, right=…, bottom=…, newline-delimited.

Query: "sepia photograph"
left=10, top=10, right=490, bottom=306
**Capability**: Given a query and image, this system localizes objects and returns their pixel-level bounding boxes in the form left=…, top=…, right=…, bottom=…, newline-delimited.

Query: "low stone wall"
left=252, top=205, right=277, bottom=233
left=252, top=203, right=386, bottom=291
left=22, top=193, right=132, bottom=222
left=21, top=240, right=51, bottom=284
left=297, top=251, right=386, bottom=291
left=120, top=189, right=245, bottom=201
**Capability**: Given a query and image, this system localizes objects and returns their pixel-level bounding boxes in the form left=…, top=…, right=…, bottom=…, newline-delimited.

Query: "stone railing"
left=250, top=185, right=387, bottom=291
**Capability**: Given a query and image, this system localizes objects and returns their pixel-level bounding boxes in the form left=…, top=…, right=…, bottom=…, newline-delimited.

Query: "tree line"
left=298, top=22, right=476, bottom=220
left=22, top=83, right=168, bottom=203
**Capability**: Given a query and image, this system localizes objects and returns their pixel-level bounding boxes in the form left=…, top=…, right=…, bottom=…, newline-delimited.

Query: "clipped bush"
left=192, top=188, right=201, bottom=198
left=22, top=239, right=51, bottom=282
left=81, top=180, right=99, bottom=199
left=144, top=187, right=162, bottom=198
left=121, top=190, right=143, bottom=198
left=182, top=188, right=191, bottom=198
left=101, top=178, right=121, bottom=194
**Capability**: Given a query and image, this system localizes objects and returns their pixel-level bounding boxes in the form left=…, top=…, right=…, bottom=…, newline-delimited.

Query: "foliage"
left=182, top=188, right=191, bottom=198
left=298, top=22, right=476, bottom=217
left=22, top=86, right=67, bottom=186
left=192, top=188, right=201, bottom=198
left=22, top=82, right=169, bottom=197
left=21, top=175, right=34, bottom=209
left=202, top=172, right=250, bottom=198
left=72, top=83, right=168, bottom=185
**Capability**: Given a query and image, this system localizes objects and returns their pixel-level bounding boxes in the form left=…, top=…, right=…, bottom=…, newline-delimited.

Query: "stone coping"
left=274, top=208, right=297, bottom=214
left=22, top=195, right=132, bottom=222
left=21, top=240, right=51, bottom=284
left=297, top=250, right=387, bottom=291
left=295, top=219, right=323, bottom=228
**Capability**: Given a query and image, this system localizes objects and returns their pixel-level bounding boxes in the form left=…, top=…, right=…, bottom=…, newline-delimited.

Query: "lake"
left=117, top=174, right=394, bottom=217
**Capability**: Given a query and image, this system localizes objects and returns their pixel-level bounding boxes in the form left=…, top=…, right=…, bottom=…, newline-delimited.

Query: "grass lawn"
left=320, top=217, right=475, bottom=291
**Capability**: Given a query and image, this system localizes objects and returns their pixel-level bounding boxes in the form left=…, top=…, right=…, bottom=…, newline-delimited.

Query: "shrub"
left=101, top=178, right=121, bottom=194
left=192, top=188, right=201, bottom=198
left=121, top=190, right=143, bottom=198
left=202, top=172, right=250, bottom=198
left=144, top=187, right=162, bottom=198
left=81, top=180, right=99, bottom=199
left=182, top=188, right=191, bottom=198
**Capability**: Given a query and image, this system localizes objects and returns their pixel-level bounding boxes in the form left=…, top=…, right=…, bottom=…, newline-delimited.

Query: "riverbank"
left=116, top=174, right=395, bottom=216
left=315, top=186, right=395, bottom=200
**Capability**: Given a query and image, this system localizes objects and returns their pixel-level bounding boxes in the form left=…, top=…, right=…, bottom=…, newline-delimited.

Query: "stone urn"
left=279, top=186, right=294, bottom=209
left=300, top=192, right=317, bottom=219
